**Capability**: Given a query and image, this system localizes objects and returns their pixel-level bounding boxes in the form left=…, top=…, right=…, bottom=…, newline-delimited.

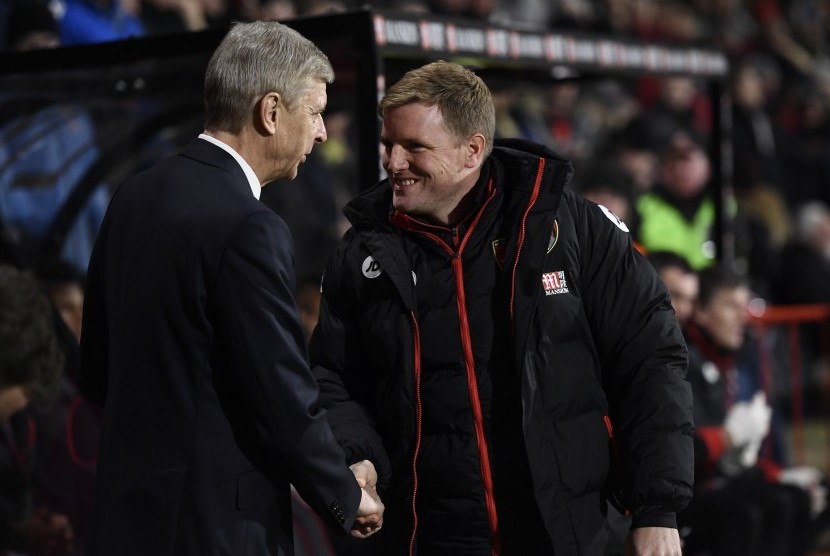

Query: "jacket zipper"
left=451, top=253, right=501, bottom=556
left=509, top=158, right=546, bottom=324
left=408, top=311, right=423, bottom=556
left=397, top=182, right=501, bottom=555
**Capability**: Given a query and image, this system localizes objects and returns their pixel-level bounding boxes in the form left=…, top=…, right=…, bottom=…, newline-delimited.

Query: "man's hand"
left=350, top=459, right=378, bottom=489
left=349, top=460, right=384, bottom=538
left=624, top=526, right=681, bottom=556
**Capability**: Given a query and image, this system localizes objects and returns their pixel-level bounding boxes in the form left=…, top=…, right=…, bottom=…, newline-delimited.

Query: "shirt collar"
left=198, top=133, right=261, bottom=200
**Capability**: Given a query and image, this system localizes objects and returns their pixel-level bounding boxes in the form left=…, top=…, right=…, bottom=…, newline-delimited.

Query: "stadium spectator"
left=679, top=265, right=830, bottom=556
left=0, top=265, right=70, bottom=556
left=636, top=132, right=716, bottom=270
left=648, top=250, right=699, bottom=327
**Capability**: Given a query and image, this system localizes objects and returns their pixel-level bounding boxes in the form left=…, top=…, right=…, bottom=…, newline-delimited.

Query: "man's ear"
left=259, top=92, right=281, bottom=135
left=465, top=134, right=487, bottom=169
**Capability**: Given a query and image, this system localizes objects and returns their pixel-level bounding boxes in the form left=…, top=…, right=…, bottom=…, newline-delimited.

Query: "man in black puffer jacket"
left=310, top=61, right=693, bottom=555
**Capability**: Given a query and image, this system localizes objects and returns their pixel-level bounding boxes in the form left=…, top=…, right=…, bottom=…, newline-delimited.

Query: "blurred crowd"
left=2, top=0, right=830, bottom=301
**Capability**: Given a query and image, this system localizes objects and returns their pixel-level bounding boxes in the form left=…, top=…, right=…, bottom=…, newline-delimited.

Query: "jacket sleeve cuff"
left=630, top=511, right=677, bottom=529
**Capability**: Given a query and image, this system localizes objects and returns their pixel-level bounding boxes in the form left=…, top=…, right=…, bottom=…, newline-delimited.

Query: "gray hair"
left=204, top=21, right=334, bottom=134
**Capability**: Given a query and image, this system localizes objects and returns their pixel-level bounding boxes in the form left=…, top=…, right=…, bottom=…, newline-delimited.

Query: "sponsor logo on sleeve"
left=598, top=204, right=629, bottom=232
left=362, top=256, right=383, bottom=279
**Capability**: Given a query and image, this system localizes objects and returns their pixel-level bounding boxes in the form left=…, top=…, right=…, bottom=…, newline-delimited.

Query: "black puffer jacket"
left=310, top=139, right=694, bottom=555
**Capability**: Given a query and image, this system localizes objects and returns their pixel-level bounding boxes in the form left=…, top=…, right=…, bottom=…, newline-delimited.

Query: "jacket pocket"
left=551, top=412, right=610, bottom=494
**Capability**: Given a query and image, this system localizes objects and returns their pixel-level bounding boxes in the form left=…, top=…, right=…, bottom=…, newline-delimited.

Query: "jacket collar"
left=178, top=139, right=253, bottom=198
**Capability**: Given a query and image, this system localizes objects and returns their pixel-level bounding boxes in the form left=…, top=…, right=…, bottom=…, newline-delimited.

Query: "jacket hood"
left=493, top=137, right=571, bottom=166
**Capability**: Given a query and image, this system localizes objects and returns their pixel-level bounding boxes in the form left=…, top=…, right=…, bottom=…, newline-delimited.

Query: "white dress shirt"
left=198, top=133, right=261, bottom=200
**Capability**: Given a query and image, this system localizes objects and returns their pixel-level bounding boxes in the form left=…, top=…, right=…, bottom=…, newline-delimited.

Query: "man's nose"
left=385, top=144, right=408, bottom=172
left=315, top=117, right=327, bottom=143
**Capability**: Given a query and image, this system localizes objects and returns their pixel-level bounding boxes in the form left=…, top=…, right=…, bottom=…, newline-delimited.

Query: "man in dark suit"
left=79, top=21, right=383, bottom=556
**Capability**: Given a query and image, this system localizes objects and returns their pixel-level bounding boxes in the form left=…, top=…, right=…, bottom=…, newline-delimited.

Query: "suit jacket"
left=79, top=139, right=360, bottom=556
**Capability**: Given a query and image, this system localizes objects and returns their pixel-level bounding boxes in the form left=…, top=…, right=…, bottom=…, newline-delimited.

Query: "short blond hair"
left=379, top=61, right=495, bottom=157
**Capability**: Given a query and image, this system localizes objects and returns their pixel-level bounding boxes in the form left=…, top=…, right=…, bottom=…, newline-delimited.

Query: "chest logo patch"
left=361, top=256, right=383, bottom=279
left=542, top=270, right=569, bottom=296
left=547, top=220, right=559, bottom=253
left=492, top=238, right=507, bottom=270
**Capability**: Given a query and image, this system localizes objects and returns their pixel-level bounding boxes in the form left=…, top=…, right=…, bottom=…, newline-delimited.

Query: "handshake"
left=723, top=391, right=772, bottom=468
left=349, top=460, right=385, bottom=538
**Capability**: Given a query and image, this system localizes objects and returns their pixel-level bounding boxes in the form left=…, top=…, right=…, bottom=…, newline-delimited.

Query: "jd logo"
left=362, top=256, right=383, bottom=279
